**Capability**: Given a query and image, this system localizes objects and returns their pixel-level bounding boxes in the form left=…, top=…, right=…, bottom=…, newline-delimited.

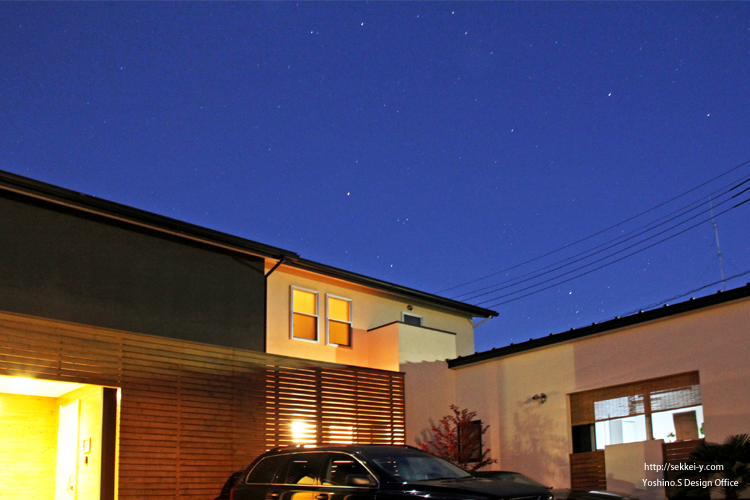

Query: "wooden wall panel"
left=0, top=311, right=406, bottom=500
left=570, top=451, right=606, bottom=490
left=0, top=393, right=58, bottom=498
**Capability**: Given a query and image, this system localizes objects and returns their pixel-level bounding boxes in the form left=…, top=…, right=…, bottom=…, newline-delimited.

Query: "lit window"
left=327, top=295, right=352, bottom=347
left=292, top=288, right=318, bottom=342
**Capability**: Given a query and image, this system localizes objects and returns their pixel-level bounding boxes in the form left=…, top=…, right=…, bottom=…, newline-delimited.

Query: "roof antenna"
left=709, top=197, right=726, bottom=291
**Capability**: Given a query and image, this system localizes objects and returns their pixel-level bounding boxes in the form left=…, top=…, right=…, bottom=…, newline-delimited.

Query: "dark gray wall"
left=0, top=191, right=266, bottom=351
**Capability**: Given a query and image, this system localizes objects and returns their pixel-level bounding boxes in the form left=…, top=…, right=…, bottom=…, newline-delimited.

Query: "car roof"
left=264, top=444, right=420, bottom=455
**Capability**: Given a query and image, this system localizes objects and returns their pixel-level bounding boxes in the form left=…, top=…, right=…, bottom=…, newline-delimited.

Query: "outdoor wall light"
left=407, top=305, right=413, bottom=311
left=532, top=393, right=547, bottom=404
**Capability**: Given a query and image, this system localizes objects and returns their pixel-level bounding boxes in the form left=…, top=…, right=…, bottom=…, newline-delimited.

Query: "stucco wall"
left=265, top=264, right=475, bottom=370
left=402, top=360, right=458, bottom=448
left=448, top=295, right=750, bottom=489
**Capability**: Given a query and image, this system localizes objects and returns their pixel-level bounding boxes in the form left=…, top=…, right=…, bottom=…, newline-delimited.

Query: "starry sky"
left=3, top=2, right=750, bottom=353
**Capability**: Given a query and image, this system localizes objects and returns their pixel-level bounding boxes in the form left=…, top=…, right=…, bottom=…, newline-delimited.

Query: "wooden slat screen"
left=663, top=439, right=704, bottom=499
left=264, top=363, right=405, bottom=449
left=570, top=451, right=606, bottom=490
left=663, top=438, right=703, bottom=465
left=570, top=371, right=701, bottom=426
left=0, top=311, right=405, bottom=500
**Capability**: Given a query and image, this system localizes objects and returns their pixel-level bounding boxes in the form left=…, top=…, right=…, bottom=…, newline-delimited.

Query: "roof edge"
left=0, top=169, right=299, bottom=260
left=448, top=283, right=750, bottom=368
left=0, top=170, right=496, bottom=318
left=287, top=257, right=498, bottom=318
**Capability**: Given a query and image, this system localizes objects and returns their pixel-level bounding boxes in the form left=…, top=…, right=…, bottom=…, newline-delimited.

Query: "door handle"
left=269, top=493, right=280, bottom=499
left=315, top=495, right=329, bottom=500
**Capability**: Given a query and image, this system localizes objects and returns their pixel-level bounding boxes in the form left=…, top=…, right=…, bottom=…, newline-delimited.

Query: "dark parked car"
left=552, top=490, right=638, bottom=500
left=473, top=470, right=638, bottom=500
left=231, top=445, right=554, bottom=500
left=473, top=471, right=551, bottom=489
left=215, top=471, right=243, bottom=500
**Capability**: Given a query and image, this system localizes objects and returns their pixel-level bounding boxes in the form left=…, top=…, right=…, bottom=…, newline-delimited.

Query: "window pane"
left=277, top=454, right=323, bottom=485
left=328, top=297, right=350, bottom=322
left=322, top=454, right=371, bottom=486
left=403, top=314, right=422, bottom=327
left=294, top=313, right=317, bottom=340
left=329, top=320, right=351, bottom=346
left=293, top=289, right=317, bottom=315
left=247, top=455, right=289, bottom=484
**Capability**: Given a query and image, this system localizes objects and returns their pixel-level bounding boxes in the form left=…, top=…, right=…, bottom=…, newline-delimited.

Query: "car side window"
left=247, top=455, right=289, bottom=484
left=321, top=453, right=374, bottom=487
left=275, top=453, right=323, bottom=485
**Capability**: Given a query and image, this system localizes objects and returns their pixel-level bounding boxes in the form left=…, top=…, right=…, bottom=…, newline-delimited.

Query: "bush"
left=418, top=404, right=497, bottom=472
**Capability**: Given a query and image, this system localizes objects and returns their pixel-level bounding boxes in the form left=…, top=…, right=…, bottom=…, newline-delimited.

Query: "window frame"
left=326, top=294, right=353, bottom=348
left=401, top=312, right=423, bottom=327
left=458, top=419, right=483, bottom=463
left=290, top=286, right=320, bottom=343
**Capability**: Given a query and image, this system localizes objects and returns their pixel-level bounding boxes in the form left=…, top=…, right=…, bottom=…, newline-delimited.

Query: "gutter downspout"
left=264, top=257, right=285, bottom=353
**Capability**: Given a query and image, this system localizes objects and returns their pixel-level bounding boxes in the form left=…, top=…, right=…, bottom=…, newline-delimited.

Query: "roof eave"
left=448, top=283, right=750, bottom=368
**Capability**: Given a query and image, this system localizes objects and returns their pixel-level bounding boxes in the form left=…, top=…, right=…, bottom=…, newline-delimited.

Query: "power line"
left=480, top=195, right=750, bottom=309
left=438, top=158, right=750, bottom=295
left=452, top=173, right=750, bottom=301
left=619, top=269, right=750, bottom=317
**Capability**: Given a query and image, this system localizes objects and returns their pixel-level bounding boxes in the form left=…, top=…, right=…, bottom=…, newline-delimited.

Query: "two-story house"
left=0, top=170, right=496, bottom=500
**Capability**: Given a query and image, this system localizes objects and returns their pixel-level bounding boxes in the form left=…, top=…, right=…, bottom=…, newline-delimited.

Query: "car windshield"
left=364, top=449, right=471, bottom=482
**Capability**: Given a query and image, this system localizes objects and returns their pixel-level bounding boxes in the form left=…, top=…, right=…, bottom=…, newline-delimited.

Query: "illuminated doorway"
left=0, top=376, right=119, bottom=500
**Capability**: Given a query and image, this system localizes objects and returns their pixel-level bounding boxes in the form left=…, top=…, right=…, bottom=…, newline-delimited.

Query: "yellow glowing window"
left=327, top=296, right=352, bottom=347
left=292, top=288, right=318, bottom=341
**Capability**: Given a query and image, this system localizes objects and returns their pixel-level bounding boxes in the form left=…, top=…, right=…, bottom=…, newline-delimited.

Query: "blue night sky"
left=2, top=2, right=749, bottom=353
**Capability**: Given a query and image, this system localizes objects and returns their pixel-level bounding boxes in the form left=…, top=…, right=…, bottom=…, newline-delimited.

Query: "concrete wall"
left=0, top=393, right=59, bottom=498
left=441, top=295, right=750, bottom=490
left=0, top=191, right=266, bottom=351
left=266, top=264, right=475, bottom=370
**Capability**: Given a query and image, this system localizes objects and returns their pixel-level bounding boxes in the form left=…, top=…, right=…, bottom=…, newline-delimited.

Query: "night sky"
left=3, top=2, right=749, bottom=353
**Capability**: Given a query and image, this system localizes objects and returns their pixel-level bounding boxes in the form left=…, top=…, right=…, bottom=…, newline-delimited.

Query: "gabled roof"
left=448, top=283, right=750, bottom=368
left=0, top=170, right=497, bottom=319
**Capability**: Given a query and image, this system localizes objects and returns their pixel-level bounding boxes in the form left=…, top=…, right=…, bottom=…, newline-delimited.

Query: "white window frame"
left=401, top=312, right=423, bottom=327
left=326, top=294, right=353, bottom=348
left=290, top=286, right=319, bottom=343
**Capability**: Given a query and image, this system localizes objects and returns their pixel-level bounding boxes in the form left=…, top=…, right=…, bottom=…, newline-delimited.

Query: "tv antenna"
left=709, top=197, right=726, bottom=291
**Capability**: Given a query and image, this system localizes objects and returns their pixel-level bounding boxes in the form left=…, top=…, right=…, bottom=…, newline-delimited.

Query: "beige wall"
left=265, top=263, right=476, bottom=371
left=0, top=393, right=59, bottom=498
left=402, top=360, right=458, bottom=449
left=59, top=385, right=104, bottom=500
left=425, top=296, right=750, bottom=490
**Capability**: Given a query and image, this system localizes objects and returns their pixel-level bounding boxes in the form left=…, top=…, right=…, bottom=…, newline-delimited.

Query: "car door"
left=315, top=452, right=378, bottom=500
left=266, top=452, right=326, bottom=500
left=234, top=454, right=291, bottom=500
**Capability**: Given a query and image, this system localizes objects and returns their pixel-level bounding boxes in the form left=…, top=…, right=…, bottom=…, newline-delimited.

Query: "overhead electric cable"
left=437, top=158, right=750, bottom=295
left=479, top=195, right=750, bottom=309
left=452, top=174, right=750, bottom=300
left=618, top=269, right=750, bottom=317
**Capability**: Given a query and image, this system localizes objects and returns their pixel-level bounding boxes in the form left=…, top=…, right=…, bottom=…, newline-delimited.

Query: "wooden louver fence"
left=0, top=311, right=405, bottom=500
left=570, top=450, right=606, bottom=490
left=264, top=364, right=405, bottom=449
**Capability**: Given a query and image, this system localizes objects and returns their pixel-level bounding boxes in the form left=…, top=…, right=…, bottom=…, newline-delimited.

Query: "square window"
left=327, top=296, right=352, bottom=347
left=292, top=288, right=318, bottom=342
